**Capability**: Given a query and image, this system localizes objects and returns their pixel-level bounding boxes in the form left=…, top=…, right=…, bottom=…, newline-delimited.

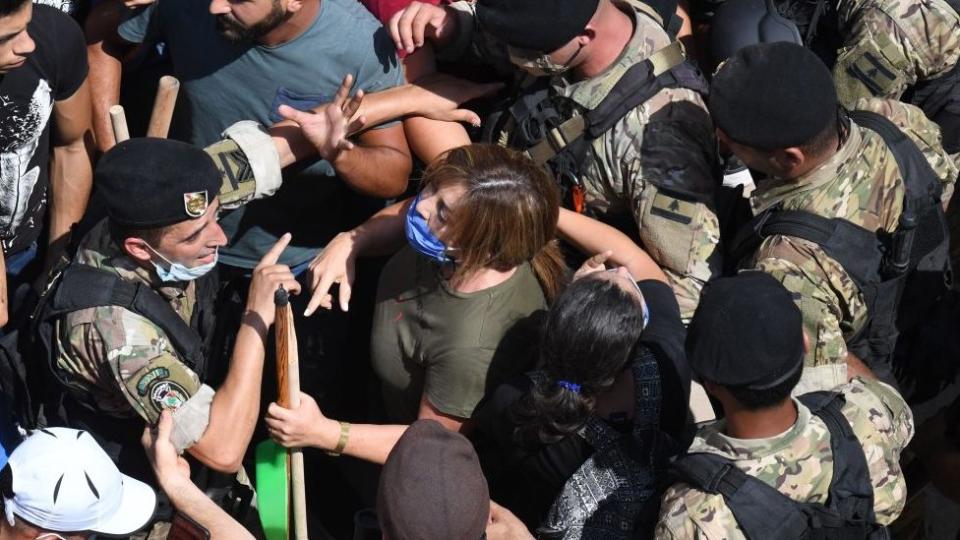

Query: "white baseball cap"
left=2, top=428, right=156, bottom=536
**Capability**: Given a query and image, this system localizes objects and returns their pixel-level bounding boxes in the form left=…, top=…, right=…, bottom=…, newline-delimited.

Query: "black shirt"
left=0, top=4, right=86, bottom=253
left=472, top=279, right=692, bottom=528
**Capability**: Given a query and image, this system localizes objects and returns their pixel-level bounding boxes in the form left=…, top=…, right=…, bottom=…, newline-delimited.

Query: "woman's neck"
left=446, top=265, right=518, bottom=293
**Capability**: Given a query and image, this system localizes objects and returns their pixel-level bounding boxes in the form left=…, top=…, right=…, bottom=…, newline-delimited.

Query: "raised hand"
left=304, top=231, right=357, bottom=316
left=278, top=74, right=367, bottom=163
left=246, top=233, right=301, bottom=327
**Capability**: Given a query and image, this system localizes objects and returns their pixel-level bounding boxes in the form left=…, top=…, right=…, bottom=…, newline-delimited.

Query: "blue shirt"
left=120, top=0, right=404, bottom=267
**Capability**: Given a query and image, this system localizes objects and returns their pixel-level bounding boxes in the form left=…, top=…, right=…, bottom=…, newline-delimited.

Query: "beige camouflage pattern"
left=656, top=377, right=915, bottom=539
left=53, top=220, right=203, bottom=424
left=833, top=0, right=960, bottom=112
left=447, top=0, right=722, bottom=323
left=744, top=98, right=957, bottom=392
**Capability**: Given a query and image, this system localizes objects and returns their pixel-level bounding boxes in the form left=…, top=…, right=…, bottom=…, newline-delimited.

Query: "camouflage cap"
left=97, top=138, right=221, bottom=229
left=687, top=271, right=804, bottom=390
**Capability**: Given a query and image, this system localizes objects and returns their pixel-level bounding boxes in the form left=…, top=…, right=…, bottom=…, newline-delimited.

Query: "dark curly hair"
left=510, top=274, right=646, bottom=446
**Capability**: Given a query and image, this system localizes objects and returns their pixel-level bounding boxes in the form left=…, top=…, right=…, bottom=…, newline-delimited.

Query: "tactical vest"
left=482, top=8, right=709, bottom=213
left=533, top=346, right=679, bottom=539
left=672, top=392, right=889, bottom=540
left=37, top=262, right=219, bottom=483
left=729, top=110, right=952, bottom=386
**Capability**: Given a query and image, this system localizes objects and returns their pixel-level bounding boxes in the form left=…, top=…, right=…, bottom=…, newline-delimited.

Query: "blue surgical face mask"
left=147, top=245, right=218, bottom=282
left=404, top=193, right=450, bottom=264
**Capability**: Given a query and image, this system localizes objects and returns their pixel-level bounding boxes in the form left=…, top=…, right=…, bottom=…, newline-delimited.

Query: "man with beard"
left=0, top=0, right=92, bottom=328
left=87, top=0, right=411, bottom=276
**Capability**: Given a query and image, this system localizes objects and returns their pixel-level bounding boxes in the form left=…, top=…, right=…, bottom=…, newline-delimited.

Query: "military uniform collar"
left=750, top=122, right=864, bottom=214
left=552, top=0, right=670, bottom=110
left=75, top=219, right=192, bottom=303
left=690, top=397, right=812, bottom=459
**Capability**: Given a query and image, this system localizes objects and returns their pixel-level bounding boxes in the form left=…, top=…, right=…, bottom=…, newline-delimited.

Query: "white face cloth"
left=4, top=428, right=156, bottom=537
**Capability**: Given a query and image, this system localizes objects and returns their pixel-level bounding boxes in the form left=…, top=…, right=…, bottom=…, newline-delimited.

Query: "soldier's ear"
left=123, top=238, right=154, bottom=264
left=801, top=330, right=810, bottom=355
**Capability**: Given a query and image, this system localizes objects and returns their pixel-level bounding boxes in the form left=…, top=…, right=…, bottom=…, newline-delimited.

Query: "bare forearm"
left=47, top=142, right=93, bottom=274
left=272, top=86, right=423, bottom=168
left=315, top=418, right=407, bottom=465
left=197, top=314, right=268, bottom=466
left=557, top=209, right=667, bottom=282
left=333, top=144, right=410, bottom=198
left=351, top=198, right=410, bottom=257
left=160, top=477, right=254, bottom=540
left=87, top=42, right=123, bottom=152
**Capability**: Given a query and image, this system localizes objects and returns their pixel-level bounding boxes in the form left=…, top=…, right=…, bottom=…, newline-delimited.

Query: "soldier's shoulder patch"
left=183, top=190, right=209, bottom=218
left=650, top=190, right=697, bottom=224
left=148, top=380, right=189, bottom=413
left=135, top=367, right=170, bottom=396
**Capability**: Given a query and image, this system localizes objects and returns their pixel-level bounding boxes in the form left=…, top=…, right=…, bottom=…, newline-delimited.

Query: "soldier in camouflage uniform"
left=710, top=43, right=956, bottom=393
left=389, top=0, right=721, bottom=322
left=831, top=0, right=960, bottom=157
left=655, top=272, right=915, bottom=539
left=48, top=135, right=300, bottom=483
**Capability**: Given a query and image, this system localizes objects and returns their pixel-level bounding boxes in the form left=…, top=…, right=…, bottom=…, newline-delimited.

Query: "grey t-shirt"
left=371, top=246, right=546, bottom=422
left=119, top=0, right=404, bottom=267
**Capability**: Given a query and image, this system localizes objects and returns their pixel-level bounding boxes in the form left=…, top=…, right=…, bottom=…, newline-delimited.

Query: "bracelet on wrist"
left=326, top=421, right=350, bottom=457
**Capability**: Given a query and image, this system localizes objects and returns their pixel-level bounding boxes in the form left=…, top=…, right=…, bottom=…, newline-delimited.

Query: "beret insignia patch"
left=184, top=191, right=209, bottom=218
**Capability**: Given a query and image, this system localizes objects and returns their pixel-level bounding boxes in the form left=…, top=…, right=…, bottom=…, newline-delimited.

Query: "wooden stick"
left=275, top=288, right=308, bottom=540
left=146, top=76, right=180, bottom=139
left=109, top=105, right=130, bottom=143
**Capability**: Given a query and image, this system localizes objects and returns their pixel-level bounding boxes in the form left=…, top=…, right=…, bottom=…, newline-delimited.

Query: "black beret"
left=377, top=420, right=489, bottom=540
left=96, top=138, right=221, bottom=229
left=708, top=42, right=837, bottom=150
left=687, top=271, right=804, bottom=390
left=477, top=0, right=600, bottom=52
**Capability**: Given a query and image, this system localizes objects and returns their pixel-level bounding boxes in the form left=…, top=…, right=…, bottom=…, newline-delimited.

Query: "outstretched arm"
left=557, top=209, right=668, bottom=283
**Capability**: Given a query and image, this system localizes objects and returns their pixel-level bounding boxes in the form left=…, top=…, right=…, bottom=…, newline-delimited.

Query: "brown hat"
left=377, top=420, right=490, bottom=540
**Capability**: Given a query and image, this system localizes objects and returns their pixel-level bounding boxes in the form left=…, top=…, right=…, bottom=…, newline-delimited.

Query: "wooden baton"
left=146, top=75, right=181, bottom=139
left=275, top=287, right=309, bottom=540
left=109, top=105, right=130, bottom=143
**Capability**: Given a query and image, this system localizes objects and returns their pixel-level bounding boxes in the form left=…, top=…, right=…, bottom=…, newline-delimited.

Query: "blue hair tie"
left=557, top=380, right=581, bottom=394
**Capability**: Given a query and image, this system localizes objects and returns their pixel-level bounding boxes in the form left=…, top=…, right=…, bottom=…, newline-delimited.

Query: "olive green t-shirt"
left=371, top=246, right=547, bottom=422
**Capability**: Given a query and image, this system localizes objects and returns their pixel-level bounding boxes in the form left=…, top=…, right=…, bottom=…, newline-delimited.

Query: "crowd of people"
left=0, top=0, right=957, bottom=536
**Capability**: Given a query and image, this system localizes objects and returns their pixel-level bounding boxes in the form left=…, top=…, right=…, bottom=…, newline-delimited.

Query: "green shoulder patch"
left=136, top=367, right=171, bottom=396
left=845, top=51, right=899, bottom=96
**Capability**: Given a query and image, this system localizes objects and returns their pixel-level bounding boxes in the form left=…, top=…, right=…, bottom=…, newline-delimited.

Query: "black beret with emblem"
left=96, top=138, right=221, bottom=229
left=476, top=0, right=600, bottom=53
left=708, top=42, right=837, bottom=151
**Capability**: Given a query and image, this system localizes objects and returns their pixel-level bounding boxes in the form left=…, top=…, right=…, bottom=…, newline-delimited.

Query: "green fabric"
left=371, top=246, right=546, bottom=421
left=255, top=440, right=289, bottom=540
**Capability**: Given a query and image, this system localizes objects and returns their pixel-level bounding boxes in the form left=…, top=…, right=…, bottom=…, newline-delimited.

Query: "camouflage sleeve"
left=656, top=485, right=739, bottom=539
left=833, top=0, right=960, bottom=106
left=626, top=94, right=722, bottom=323
left=86, top=307, right=212, bottom=450
left=839, top=377, right=915, bottom=524
left=751, top=237, right=856, bottom=392
left=204, top=121, right=282, bottom=210
left=854, top=97, right=959, bottom=204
